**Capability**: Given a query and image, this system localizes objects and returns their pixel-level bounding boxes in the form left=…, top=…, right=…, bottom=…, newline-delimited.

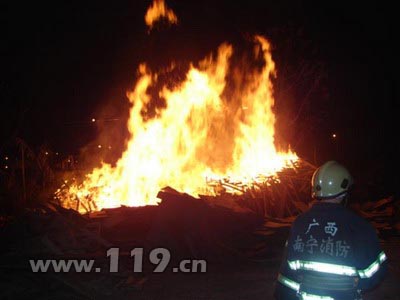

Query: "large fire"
left=56, top=36, right=297, bottom=213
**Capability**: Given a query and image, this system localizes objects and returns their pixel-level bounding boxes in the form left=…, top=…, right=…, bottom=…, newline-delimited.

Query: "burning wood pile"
left=66, top=0, right=308, bottom=218
left=55, top=159, right=315, bottom=218
left=54, top=29, right=298, bottom=215
left=203, top=159, right=316, bottom=218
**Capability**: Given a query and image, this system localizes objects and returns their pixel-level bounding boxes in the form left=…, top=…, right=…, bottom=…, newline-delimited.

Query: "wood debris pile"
left=1, top=160, right=399, bottom=299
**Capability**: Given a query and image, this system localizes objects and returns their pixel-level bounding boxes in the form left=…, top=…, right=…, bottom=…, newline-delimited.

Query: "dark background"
left=1, top=1, right=398, bottom=199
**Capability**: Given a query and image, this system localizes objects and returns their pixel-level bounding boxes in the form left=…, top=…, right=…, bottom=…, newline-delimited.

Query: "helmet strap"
left=319, top=192, right=348, bottom=205
left=340, top=194, right=349, bottom=207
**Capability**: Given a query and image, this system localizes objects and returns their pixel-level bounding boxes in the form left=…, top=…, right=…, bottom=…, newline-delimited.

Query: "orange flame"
left=145, top=0, right=178, bottom=29
left=56, top=36, right=297, bottom=213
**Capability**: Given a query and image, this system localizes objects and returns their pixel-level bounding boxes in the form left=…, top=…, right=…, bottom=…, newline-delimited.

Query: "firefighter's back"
left=274, top=161, right=387, bottom=300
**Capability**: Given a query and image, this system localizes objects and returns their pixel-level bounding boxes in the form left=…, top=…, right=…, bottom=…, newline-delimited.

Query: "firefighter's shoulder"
left=291, top=208, right=315, bottom=227
left=341, top=207, right=377, bottom=234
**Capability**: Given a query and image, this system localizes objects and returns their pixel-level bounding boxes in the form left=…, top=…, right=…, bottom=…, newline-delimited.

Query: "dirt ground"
left=1, top=238, right=399, bottom=300
left=1, top=196, right=399, bottom=300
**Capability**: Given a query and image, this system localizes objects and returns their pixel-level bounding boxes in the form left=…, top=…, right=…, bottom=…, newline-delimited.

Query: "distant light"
left=45, top=152, right=49, bottom=155
left=108, top=146, right=112, bottom=150
left=92, top=118, right=96, bottom=123
left=5, top=165, right=8, bottom=169
left=67, top=159, right=71, bottom=163
left=98, top=145, right=102, bottom=149
left=56, top=152, right=59, bottom=156
left=5, top=156, right=8, bottom=161
left=332, top=133, right=337, bottom=138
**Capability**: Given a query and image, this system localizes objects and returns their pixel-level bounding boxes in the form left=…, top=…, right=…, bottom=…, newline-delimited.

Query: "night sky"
left=1, top=1, right=397, bottom=198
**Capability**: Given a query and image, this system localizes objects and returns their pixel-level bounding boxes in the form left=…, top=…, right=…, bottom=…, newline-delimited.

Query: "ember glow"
left=56, top=36, right=297, bottom=213
left=145, top=0, right=178, bottom=29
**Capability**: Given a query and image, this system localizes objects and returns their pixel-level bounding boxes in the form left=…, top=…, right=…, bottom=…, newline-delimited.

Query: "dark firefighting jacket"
left=274, top=202, right=387, bottom=300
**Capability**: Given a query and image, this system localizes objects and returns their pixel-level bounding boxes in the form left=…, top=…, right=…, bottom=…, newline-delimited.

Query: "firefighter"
left=274, top=161, right=387, bottom=300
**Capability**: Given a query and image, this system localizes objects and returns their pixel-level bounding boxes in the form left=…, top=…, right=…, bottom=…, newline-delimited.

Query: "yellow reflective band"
left=277, top=274, right=300, bottom=291
left=300, top=292, right=334, bottom=300
left=277, top=274, right=335, bottom=300
left=379, top=252, right=387, bottom=263
left=358, top=251, right=387, bottom=279
left=287, top=251, right=387, bottom=279
left=288, top=260, right=358, bottom=276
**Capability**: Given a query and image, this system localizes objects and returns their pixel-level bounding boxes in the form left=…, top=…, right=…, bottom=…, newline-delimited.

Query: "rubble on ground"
left=1, top=177, right=398, bottom=299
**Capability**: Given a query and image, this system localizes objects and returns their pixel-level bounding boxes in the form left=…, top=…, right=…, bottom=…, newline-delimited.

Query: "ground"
left=1, top=238, right=399, bottom=300
left=1, top=195, right=399, bottom=299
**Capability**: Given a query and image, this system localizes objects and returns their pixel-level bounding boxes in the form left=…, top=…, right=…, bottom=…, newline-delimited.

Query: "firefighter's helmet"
left=311, top=161, right=353, bottom=199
